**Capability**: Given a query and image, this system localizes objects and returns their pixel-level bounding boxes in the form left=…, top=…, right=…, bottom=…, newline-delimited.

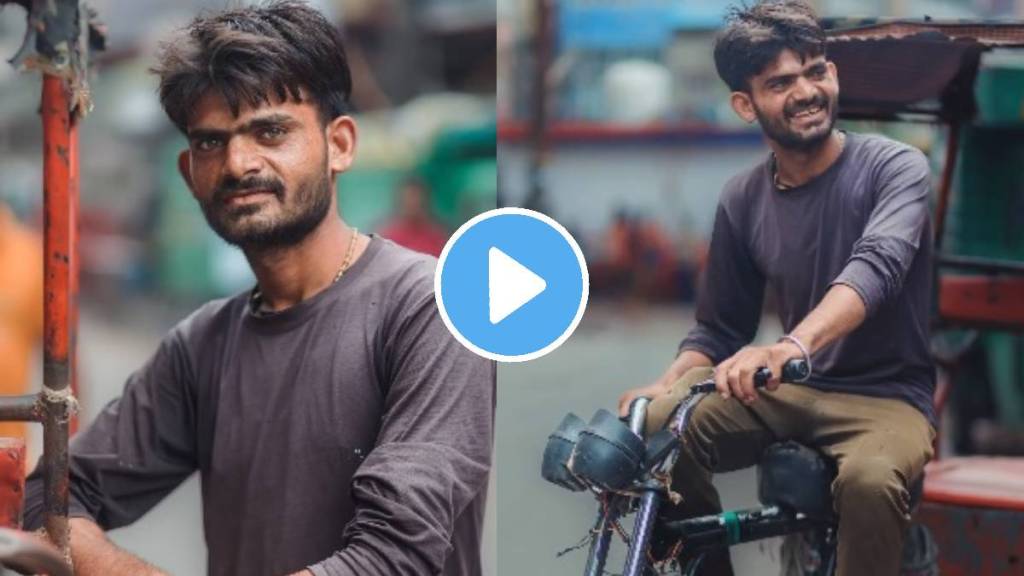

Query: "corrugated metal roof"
left=823, top=20, right=1024, bottom=120
left=827, top=18, right=1024, bottom=47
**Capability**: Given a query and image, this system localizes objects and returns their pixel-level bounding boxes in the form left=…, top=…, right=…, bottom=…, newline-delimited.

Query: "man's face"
left=180, top=92, right=337, bottom=250
left=744, top=50, right=839, bottom=151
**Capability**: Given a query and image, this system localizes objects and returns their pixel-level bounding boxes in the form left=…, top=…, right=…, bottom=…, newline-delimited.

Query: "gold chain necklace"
left=773, top=130, right=845, bottom=190
left=332, top=227, right=360, bottom=283
left=251, top=227, right=360, bottom=311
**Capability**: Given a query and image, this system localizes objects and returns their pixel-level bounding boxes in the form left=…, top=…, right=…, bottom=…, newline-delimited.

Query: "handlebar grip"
left=689, top=359, right=810, bottom=395
left=753, top=358, right=809, bottom=387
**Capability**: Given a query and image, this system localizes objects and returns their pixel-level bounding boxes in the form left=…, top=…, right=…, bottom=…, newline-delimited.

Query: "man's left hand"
left=714, top=341, right=803, bottom=404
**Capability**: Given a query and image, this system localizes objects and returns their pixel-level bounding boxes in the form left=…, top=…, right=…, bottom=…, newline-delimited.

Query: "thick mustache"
left=214, top=178, right=284, bottom=202
left=786, top=96, right=828, bottom=117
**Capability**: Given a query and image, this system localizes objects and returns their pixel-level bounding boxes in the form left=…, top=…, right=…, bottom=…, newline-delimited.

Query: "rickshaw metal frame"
left=0, top=0, right=104, bottom=561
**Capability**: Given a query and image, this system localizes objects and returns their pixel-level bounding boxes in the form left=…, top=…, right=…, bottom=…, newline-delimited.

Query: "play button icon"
left=435, top=208, right=589, bottom=362
left=489, top=247, right=546, bottom=324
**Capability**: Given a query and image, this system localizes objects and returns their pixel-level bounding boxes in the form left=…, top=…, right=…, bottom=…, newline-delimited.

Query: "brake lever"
left=670, top=359, right=809, bottom=435
left=687, top=359, right=810, bottom=395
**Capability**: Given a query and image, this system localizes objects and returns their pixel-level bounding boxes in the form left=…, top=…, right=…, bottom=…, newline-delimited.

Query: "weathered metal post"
left=0, top=0, right=103, bottom=561
left=69, top=88, right=81, bottom=437
left=932, top=122, right=960, bottom=251
left=40, top=71, right=75, bottom=554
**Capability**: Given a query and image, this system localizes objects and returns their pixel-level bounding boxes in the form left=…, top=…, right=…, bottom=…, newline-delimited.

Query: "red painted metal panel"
left=0, top=438, right=26, bottom=529
left=925, top=457, right=1024, bottom=512
left=917, top=502, right=1024, bottom=575
left=938, top=275, right=1024, bottom=328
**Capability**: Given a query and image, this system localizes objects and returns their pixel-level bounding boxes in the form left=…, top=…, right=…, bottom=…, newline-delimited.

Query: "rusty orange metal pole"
left=933, top=122, right=960, bottom=251
left=41, top=72, right=73, bottom=554
left=69, top=104, right=80, bottom=437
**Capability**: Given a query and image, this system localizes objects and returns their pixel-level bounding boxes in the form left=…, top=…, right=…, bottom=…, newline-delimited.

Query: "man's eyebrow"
left=187, top=113, right=299, bottom=139
left=187, top=127, right=228, bottom=140
left=764, top=73, right=797, bottom=85
left=764, top=61, right=827, bottom=85
left=239, top=113, right=298, bottom=132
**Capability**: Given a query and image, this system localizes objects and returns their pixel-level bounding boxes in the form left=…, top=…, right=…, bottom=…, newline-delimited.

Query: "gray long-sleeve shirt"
left=24, top=236, right=495, bottom=576
left=680, top=132, right=936, bottom=423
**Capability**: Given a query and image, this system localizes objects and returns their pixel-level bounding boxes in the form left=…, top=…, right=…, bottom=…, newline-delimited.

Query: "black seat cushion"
left=757, top=441, right=837, bottom=521
left=758, top=441, right=926, bottom=520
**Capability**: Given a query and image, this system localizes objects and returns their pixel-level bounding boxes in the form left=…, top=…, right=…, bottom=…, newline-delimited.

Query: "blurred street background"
left=1, top=0, right=496, bottom=573
left=497, top=0, right=1024, bottom=574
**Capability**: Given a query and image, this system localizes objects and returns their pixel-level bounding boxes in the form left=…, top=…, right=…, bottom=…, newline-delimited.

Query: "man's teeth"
left=794, top=105, right=823, bottom=118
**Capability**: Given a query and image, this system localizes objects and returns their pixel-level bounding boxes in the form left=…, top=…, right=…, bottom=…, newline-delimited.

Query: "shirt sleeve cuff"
left=678, top=341, right=719, bottom=364
left=679, top=327, right=731, bottom=364
left=307, top=564, right=330, bottom=576
left=23, top=485, right=95, bottom=531
left=831, top=257, right=884, bottom=316
left=307, top=559, right=351, bottom=576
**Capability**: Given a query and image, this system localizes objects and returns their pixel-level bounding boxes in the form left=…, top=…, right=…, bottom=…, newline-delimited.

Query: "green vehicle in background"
left=153, top=120, right=497, bottom=301
left=942, top=62, right=1024, bottom=441
left=340, top=121, right=497, bottom=233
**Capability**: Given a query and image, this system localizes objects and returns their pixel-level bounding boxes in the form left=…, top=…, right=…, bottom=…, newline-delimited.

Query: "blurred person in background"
left=22, top=2, right=493, bottom=576
left=600, top=208, right=638, bottom=298
left=633, top=215, right=681, bottom=301
left=618, top=1, right=935, bottom=574
left=378, top=176, right=449, bottom=257
left=597, top=209, right=690, bottom=303
left=0, top=199, right=41, bottom=447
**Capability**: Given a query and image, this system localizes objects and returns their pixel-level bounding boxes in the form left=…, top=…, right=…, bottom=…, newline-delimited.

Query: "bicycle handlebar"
left=687, top=358, right=810, bottom=395
left=579, top=357, right=812, bottom=576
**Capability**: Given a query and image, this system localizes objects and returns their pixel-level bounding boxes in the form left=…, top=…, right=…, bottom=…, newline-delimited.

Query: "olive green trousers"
left=646, top=367, right=934, bottom=576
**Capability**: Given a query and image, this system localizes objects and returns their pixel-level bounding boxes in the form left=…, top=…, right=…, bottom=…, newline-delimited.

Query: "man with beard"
left=618, top=2, right=934, bottom=575
left=22, top=3, right=493, bottom=576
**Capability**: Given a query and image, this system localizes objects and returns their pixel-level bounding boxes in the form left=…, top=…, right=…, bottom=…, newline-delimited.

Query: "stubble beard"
left=200, top=155, right=334, bottom=251
left=754, top=93, right=838, bottom=153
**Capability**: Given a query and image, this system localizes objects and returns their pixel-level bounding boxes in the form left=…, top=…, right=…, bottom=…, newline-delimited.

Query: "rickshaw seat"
left=758, top=441, right=924, bottom=521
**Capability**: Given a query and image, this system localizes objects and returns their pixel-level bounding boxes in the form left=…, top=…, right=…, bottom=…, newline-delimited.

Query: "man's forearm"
left=619, top=349, right=713, bottom=415
left=68, top=518, right=166, bottom=576
left=788, top=283, right=867, bottom=355
left=711, top=284, right=868, bottom=401
left=667, top=349, right=714, bottom=383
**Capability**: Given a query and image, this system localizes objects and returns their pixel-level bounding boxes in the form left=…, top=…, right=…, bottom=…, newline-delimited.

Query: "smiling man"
left=23, top=3, right=494, bottom=576
left=618, top=2, right=935, bottom=574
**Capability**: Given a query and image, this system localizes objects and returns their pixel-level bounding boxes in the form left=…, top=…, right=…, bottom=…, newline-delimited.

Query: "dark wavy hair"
left=152, top=0, right=352, bottom=133
left=713, top=1, right=826, bottom=92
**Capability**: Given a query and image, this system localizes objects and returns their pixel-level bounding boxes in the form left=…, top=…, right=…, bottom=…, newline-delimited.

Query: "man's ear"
left=730, top=91, right=757, bottom=124
left=177, top=150, right=196, bottom=197
left=827, top=60, right=838, bottom=79
left=325, top=116, right=357, bottom=176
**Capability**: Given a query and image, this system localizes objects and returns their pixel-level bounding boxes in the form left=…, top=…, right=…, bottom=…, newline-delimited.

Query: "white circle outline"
left=434, top=207, right=590, bottom=363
